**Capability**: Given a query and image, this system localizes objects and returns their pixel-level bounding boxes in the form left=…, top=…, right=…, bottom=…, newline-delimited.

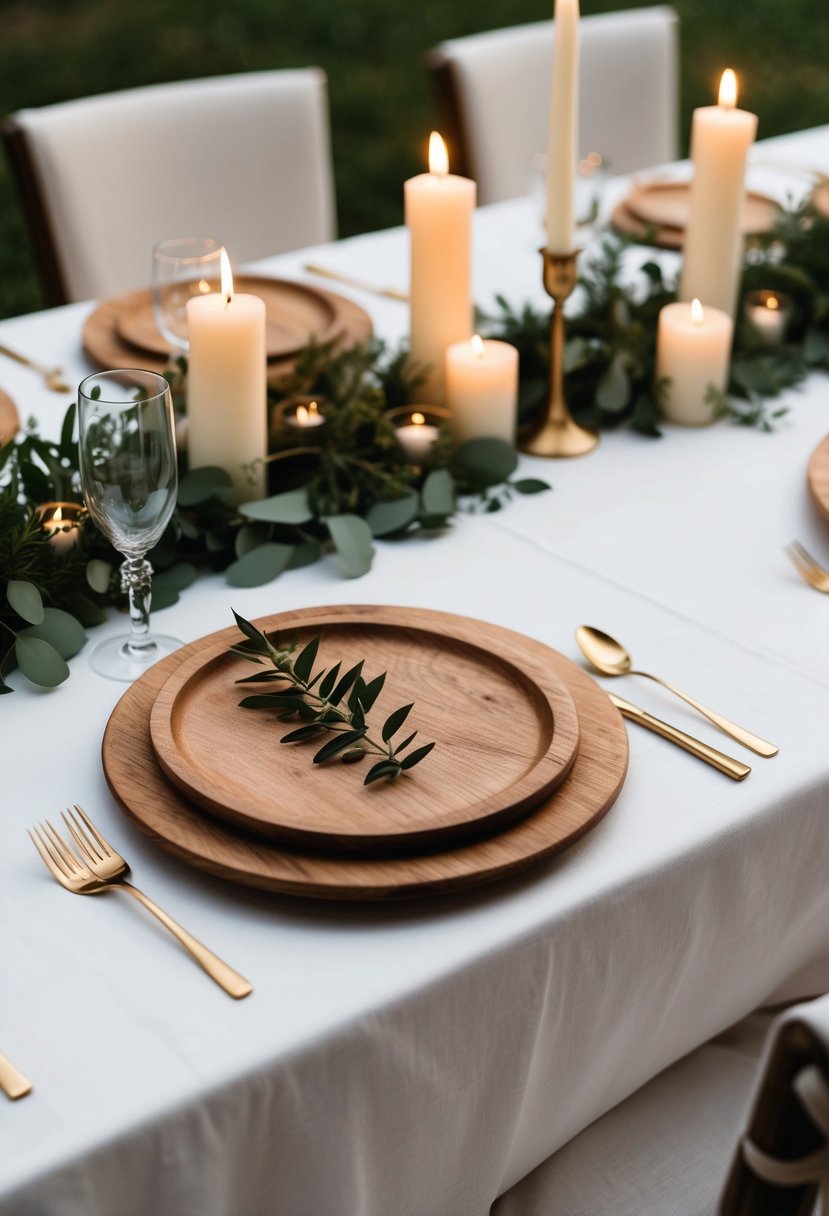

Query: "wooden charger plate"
left=807, top=434, right=829, bottom=522
left=148, top=605, right=581, bottom=856
left=612, top=182, right=779, bottom=249
left=102, top=610, right=629, bottom=901
left=116, top=277, right=341, bottom=361
left=82, top=281, right=373, bottom=381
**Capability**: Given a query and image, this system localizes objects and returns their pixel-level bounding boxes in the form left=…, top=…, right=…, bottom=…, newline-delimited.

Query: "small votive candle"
left=656, top=298, right=734, bottom=426
left=445, top=335, right=519, bottom=444
left=287, top=400, right=325, bottom=430
left=37, top=501, right=84, bottom=555
left=744, top=290, right=791, bottom=347
left=387, top=405, right=449, bottom=465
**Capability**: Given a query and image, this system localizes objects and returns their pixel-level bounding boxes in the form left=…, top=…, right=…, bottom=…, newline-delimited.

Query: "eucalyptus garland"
left=3, top=194, right=829, bottom=692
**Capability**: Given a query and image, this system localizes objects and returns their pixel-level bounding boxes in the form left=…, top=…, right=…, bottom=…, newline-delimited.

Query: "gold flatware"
left=609, top=693, right=751, bottom=780
left=0, top=1051, right=32, bottom=1100
left=576, top=626, right=779, bottom=758
left=0, top=342, right=71, bottom=392
left=29, top=806, right=252, bottom=1000
left=303, top=263, right=409, bottom=302
left=786, top=540, right=829, bottom=594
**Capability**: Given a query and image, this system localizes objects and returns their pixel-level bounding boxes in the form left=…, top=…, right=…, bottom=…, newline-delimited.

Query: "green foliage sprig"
left=230, top=610, right=435, bottom=785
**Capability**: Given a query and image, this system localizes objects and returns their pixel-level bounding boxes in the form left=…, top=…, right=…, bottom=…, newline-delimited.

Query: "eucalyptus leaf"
left=596, top=351, right=631, bottom=413
left=7, top=580, right=44, bottom=625
left=62, top=591, right=109, bottom=628
left=86, top=559, right=113, bottom=595
left=225, top=543, right=292, bottom=588
left=287, top=540, right=323, bottom=570
left=512, top=478, right=550, bottom=495
left=420, top=468, right=455, bottom=517
left=149, top=586, right=179, bottom=611
left=178, top=466, right=235, bottom=508
left=240, top=488, right=313, bottom=525
left=19, top=608, right=85, bottom=659
left=453, top=438, right=518, bottom=486
left=153, top=563, right=197, bottom=593
left=235, top=523, right=269, bottom=559
left=325, top=514, right=374, bottom=577
left=14, top=635, right=70, bottom=687
left=366, top=492, right=419, bottom=537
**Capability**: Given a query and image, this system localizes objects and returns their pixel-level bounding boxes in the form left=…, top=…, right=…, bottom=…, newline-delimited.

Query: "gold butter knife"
left=609, top=693, right=751, bottom=781
left=0, top=1051, right=32, bottom=1100
left=303, top=263, right=409, bottom=302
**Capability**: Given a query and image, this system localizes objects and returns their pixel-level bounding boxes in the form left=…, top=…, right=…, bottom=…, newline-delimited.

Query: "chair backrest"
left=3, top=69, right=336, bottom=304
left=428, top=6, right=679, bottom=205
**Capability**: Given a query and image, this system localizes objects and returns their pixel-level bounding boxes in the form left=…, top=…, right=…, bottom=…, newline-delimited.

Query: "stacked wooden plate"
left=808, top=434, right=829, bottom=523
left=611, top=180, right=780, bottom=249
left=103, top=605, right=628, bottom=901
left=82, top=278, right=373, bottom=383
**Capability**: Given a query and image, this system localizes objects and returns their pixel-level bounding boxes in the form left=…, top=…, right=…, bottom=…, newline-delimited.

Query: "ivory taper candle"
left=546, top=0, right=580, bottom=253
left=186, top=250, right=267, bottom=502
left=405, top=132, right=475, bottom=404
left=679, top=69, right=758, bottom=318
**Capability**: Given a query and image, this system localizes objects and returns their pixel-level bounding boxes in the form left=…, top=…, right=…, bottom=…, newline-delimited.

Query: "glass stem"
left=120, top=557, right=155, bottom=655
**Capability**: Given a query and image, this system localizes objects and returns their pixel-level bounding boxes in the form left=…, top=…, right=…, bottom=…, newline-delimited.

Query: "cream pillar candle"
left=445, top=334, right=519, bottom=443
left=186, top=250, right=267, bottom=502
left=405, top=132, right=475, bottom=404
left=656, top=299, right=733, bottom=426
left=679, top=69, right=758, bottom=318
left=546, top=0, right=580, bottom=253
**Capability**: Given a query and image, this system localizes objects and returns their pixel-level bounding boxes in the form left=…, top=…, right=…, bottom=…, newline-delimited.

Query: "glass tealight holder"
left=37, top=501, right=85, bottom=556
left=743, top=289, right=792, bottom=348
left=386, top=405, right=451, bottom=466
left=270, top=396, right=328, bottom=449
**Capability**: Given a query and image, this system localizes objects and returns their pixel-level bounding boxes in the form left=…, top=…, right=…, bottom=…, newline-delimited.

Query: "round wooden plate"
left=0, top=388, right=20, bottom=443
left=148, top=606, right=581, bottom=855
left=116, top=277, right=341, bottom=361
left=102, top=609, right=629, bottom=901
left=625, top=181, right=779, bottom=235
left=610, top=200, right=683, bottom=250
left=82, top=282, right=373, bottom=380
left=807, top=434, right=829, bottom=522
left=812, top=182, right=829, bottom=220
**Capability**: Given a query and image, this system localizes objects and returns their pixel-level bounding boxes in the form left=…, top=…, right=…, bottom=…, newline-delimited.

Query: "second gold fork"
left=787, top=540, right=829, bottom=593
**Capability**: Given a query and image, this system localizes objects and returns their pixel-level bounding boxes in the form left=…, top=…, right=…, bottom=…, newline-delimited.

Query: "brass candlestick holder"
left=519, top=249, right=598, bottom=458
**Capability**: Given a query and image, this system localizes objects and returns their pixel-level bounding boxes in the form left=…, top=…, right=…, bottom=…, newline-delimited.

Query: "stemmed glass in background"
left=78, top=370, right=180, bottom=681
left=151, top=237, right=224, bottom=353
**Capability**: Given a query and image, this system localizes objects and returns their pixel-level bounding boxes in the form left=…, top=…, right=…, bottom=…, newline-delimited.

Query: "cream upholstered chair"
left=491, top=995, right=829, bottom=1216
left=2, top=69, right=335, bottom=305
left=428, top=6, right=679, bottom=206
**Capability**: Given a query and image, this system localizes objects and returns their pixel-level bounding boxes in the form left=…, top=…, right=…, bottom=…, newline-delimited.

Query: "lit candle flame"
left=428, top=131, right=449, bottom=177
left=411, top=412, right=425, bottom=426
left=53, top=506, right=63, bottom=523
left=691, top=298, right=704, bottom=325
left=220, top=248, right=233, bottom=305
left=471, top=334, right=485, bottom=358
left=198, top=277, right=212, bottom=294
left=296, top=401, right=320, bottom=426
left=766, top=295, right=780, bottom=311
left=718, top=68, right=738, bottom=110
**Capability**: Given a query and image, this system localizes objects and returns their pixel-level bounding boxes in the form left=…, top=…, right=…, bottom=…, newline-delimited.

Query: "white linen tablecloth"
left=1, top=126, right=829, bottom=1216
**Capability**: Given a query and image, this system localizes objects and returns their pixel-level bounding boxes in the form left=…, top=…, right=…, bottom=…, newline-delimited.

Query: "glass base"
left=89, top=633, right=182, bottom=682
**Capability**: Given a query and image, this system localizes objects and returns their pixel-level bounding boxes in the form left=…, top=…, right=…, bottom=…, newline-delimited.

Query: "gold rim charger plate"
left=807, top=433, right=829, bottom=523
left=116, top=277, right=341, bottom=361
left=148, top=605, right=582, bottom=856
left=102, top=607, right=629, bottom=901
left=82, top=281, right=374, bottom=379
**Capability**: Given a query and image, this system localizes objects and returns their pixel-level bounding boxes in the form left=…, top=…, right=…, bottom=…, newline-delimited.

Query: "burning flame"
left=718, top=69, right=737, bottom=110
left=411, top=412, right=426, bottom=427
left=220, top=248, right=233, bottom=304
left=471, top=334, right=485, bottom=357
left=296, top=401, right=320, bottom=425
left=691, top=298, right=704, bottom=325
left=53, top=506, right=63, bottom=523
left=428, top=131, right=449, bottom=177
left=766, top=295, right=780, bottom=311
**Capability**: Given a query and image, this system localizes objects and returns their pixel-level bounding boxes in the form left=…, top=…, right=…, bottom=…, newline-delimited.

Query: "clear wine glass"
left=151, top=237, right=224, bottom=352
left=78, top=369, right=181, bottom=681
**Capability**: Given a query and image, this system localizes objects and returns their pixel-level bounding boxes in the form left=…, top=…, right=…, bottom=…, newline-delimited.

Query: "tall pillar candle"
left=405, top=132, right=475, bottom=404
left=656, top=298, right=733, bottom=426
left=546, top=0, right=580, bottom=253
left=186, top=250, right=267, bottom=502
left=679, top=69, right=758, bottom=318
left=445, top=334, right=519, bottom=443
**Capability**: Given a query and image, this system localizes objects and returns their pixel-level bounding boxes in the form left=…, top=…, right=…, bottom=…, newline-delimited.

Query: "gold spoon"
left=576, top=626, right=779, bottom=757
left=0, top=342, right=71, bottom=392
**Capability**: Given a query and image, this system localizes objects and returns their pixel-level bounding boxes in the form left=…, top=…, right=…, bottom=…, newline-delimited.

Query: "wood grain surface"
left=102, top=607, right=629, bottom=901
left=116, top=277, right=341, bottom=361
left=0, top=389, right=20, bottom=443
left=612, top=184, right=779, bottom=249
left=82, top=280, right=373, bottom=382
left=807, top=434, right=829, bottom=523
left=148, top=606, right=581, bottom=855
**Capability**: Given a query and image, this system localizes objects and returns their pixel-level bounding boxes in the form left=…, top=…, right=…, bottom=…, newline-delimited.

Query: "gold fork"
left=29, top=807, right=252, bottom=999
left=786, top=540, right=829, bottom=594
left=0, top=342, right=71, bottom=392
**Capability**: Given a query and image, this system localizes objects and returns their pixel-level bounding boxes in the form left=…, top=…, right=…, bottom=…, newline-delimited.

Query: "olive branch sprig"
left=229, top=610, right=435, bottom=785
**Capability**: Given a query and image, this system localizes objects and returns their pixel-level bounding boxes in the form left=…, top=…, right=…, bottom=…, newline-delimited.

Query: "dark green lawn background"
left=1, top=0, right=827, bottom=318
